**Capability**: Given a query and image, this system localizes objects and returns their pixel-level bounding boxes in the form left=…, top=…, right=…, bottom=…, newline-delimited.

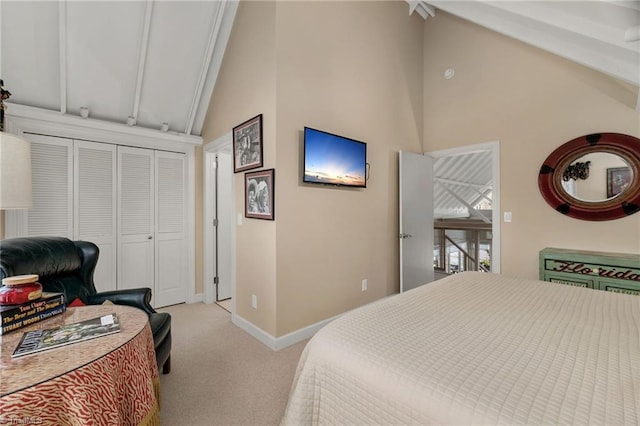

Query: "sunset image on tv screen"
left=304, top=129, right=366, bottom=187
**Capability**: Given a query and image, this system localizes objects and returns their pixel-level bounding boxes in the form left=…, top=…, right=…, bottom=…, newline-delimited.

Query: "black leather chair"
left=0, top=236, right=171, bottom=374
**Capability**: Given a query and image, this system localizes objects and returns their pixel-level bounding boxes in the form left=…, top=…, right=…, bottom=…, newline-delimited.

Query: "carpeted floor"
left=157, top=303, right=307, bottom=426
left=216, top=299, right=232, bottom=313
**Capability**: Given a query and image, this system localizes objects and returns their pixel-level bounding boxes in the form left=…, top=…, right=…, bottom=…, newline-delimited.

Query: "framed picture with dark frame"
left=233, top=114, right=263, bottom=173
left=245, top=168, right=274, bottom=220
left=607, top=167, right=631, bottom=198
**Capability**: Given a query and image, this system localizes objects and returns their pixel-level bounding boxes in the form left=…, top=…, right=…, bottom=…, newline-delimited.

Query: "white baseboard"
left=231, top=312, right=340, bottom=351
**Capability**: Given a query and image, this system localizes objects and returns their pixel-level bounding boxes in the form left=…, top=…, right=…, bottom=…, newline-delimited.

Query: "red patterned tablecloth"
left=0, top=305, right=159, bottom=426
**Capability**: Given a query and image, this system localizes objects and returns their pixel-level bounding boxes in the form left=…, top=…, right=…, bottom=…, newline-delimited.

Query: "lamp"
left=0, top=132, right=32, bottom=209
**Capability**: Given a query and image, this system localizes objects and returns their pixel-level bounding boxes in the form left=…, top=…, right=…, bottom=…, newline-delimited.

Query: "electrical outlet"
left=251, top=294, right=257, bottom=309
left=361, top=279, right=368, bottom=291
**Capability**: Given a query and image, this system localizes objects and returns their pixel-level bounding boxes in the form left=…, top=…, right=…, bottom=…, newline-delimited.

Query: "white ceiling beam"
left=426, top=0, right=640, bottom=87
left=191, top=1, right=239, bottom=135
left=435, top=176, right=488, bottom=191
left=407, top=1, right=435, bottom=19
left=131, top=0, right=154, bottom=123
left=479, top=1, right=637, bottom=51
left=6, top=102, right=202, bottom=148
left=625, top=25, right=640, bottom=42
left=408, top=0, right=422, bottom=17
left=437, top=182, right=491, bottom=223
left=58, top=1, right=67, bottom=114
left=603, top=1, right=640, bottom=12
left=185, top=1, right=226, bottom=136
left=469, top=188, right=493, bottom=209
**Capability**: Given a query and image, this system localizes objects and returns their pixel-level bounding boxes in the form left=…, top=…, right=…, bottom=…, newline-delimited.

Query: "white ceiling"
left=1, top=0, right=638, bottom=143
left=1, top=0, right=238, bottom=139
left=410, top=0, right=640, bottom=88
left=433, top=150, right=493, bottom=219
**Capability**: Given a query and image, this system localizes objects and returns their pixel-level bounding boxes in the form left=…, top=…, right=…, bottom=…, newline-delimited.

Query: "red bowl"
left=0, top=282, right=43, bottom=305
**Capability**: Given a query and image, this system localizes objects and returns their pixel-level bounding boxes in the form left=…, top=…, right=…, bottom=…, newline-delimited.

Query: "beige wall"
left=273, top=1, right=424, bottom=335
left=422, top=12, right=640, bottom=279
left=201, top=1, right=278, bottom=334
left=201, top=1, right=424, bottom=336
left=200, top=2, right=639, bottom=338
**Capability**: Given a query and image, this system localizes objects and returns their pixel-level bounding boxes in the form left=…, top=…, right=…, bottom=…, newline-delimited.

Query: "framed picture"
left=245, top=168, right=274, bottom=220
left=233, top=114, right=263, bottom=173
left=607, top=166, right=631, bottom=198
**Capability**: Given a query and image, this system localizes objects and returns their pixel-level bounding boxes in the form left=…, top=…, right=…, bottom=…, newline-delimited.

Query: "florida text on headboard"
left=550, top=260, right=640, bottom=282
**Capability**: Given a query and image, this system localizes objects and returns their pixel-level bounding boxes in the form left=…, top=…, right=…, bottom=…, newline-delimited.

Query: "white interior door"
left=117, top=146, right=155, bottom=294
left=203, top=132, right=235, bottom=309
left=399, top=151, right=434, bottom=292
left=74, top=140, right=117, bottom=292
left=154, top=151, right=186, bottom=307
left=215, top=152, right=233, bottom=301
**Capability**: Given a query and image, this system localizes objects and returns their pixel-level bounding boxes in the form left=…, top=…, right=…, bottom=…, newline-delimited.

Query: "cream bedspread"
left=281, top=272, right=640, bottom=425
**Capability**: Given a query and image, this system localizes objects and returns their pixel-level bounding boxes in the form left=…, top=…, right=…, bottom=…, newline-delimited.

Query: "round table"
left=0, top=304, right=159, bottom=425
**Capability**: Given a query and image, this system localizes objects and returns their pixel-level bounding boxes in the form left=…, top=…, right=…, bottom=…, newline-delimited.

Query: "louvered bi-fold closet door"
left=154, top=151, right=186, bottom=307
left=117, top=146, right=155, bottom=294
left=27, top=134, right=73, bottom=237
left=74, top=141, right=117, bottom=292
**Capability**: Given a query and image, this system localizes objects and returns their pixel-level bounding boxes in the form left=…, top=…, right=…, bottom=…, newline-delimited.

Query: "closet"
left=5, top=133, right=186, bottom=308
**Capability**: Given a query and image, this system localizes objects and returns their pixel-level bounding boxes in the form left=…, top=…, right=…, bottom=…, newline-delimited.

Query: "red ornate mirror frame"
left=538, top=133, right=640, bottom=221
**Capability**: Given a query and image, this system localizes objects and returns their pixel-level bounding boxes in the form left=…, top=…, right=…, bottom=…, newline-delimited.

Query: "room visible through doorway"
left=428, top=142, right=501, bottom=279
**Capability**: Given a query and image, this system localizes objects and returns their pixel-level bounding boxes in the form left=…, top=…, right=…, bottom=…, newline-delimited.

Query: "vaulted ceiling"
left=1, top=0, right=638, bottom=143
left=410, top=0, right=640, bottom=88
left=1, top=1, right=238, bottom=140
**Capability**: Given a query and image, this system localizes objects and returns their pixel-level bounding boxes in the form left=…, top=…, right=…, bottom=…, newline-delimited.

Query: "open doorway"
left=204, top=133, right=235, bottom=314
left=428, top=142, right=500, bottom=280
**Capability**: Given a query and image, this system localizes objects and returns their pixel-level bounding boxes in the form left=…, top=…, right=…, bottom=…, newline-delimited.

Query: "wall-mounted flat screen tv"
left=303, top=127, right=367, bottom=188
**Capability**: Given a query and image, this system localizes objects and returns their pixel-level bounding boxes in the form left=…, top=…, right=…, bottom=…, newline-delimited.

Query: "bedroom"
left=1, top=0, right=639, bottom=424
left=201, top=0, right=640, bottom=344
left=0, top=0, right=638, bottom=343
left=0, top=0, right=638, bottom=348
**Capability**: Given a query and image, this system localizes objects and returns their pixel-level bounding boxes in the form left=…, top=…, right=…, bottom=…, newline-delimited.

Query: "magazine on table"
left=12, top=313, right=120, bottom=358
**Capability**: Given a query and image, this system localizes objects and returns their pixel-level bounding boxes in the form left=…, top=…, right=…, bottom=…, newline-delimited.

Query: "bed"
left=281, top=272, right=639, bottom=425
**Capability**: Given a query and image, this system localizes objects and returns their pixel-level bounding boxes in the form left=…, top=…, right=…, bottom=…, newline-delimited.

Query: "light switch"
left=504, top=212, right=512, bottom=223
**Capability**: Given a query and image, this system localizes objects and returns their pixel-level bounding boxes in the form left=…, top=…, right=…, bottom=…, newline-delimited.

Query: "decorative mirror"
left=539, top=133, right=640, bottom=221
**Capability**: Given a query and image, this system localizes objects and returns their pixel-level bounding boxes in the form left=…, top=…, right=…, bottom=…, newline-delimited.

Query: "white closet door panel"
left=94, top=241, right=116, bottom=292
left=120, top=150, right=153, bottom=236
left=74, top=140, right=117, bottom=292
left=155, top=239, right=185, bottom=307
left=156, top=154, right=184, bottom=234
left=27, top=135, right=73, bottom=237
left=119, top=237, right=154, bottom=289
left=75, top=142, right=115, bottom=236
left=118, top=147, right=154, bottom=292
left=154, top=151, right=185, bottom=307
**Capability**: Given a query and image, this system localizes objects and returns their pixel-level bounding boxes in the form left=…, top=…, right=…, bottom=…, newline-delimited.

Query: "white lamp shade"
left=0, top=132, right=33, bottom=209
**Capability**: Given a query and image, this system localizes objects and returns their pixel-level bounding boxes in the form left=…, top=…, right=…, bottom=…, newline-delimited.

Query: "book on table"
left=1, top=292, right=67, bottom=335
left=12, top=313, right=120, bottom=358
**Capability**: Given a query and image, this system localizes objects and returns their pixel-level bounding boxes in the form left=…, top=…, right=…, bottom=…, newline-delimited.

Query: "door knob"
left=399, top=233, right=412, bottom=239
left=148, top=236, right=153, bottom=240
